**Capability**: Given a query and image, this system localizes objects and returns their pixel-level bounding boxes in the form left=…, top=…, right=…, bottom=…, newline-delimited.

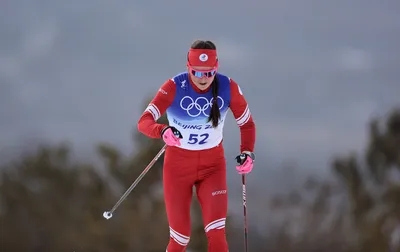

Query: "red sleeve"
left=137, top=79, right=176, bottom=138
left=229, top=79, right=256, bottom=153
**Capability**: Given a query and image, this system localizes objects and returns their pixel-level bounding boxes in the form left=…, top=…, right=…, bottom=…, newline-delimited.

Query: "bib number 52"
left=188, top=133, right=209, bottom=145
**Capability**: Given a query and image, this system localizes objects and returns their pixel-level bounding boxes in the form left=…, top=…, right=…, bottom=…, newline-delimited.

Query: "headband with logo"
left=187, top=48, right=218, bottom=67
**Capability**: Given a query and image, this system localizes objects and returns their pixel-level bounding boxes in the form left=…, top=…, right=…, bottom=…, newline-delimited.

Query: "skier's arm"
left=229, top=79, right=256, bottom=153
left=137, top=79, right=176, bottom=138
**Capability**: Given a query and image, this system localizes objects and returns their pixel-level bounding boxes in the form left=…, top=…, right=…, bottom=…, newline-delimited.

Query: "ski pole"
left=103, top=144, right=167, bottom=220
left=242, top=174, right=249, bottom=252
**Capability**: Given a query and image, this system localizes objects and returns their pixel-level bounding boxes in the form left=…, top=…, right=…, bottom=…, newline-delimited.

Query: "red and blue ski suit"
left=138, top=72, right=256, bottom=251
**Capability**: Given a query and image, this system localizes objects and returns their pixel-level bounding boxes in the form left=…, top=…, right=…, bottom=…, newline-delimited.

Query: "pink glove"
left=161, top=126, right=182, bottom=146
left=235, top=152, right=255, bottom=174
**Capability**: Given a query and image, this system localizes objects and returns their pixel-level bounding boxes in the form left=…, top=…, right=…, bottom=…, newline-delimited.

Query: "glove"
left=235, top=151, right=255, bottom=174
left=161, top=126, right=183, bottom=146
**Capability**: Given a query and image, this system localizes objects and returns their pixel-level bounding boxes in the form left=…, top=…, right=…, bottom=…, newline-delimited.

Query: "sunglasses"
left=188, top=65, right=217, bottom=78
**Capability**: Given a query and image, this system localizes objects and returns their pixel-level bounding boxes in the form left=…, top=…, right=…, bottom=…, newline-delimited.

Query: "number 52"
left=188, top=133, right=209, bottom=145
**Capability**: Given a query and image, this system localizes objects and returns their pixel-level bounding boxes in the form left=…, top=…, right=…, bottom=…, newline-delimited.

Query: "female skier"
left=137, top=39, right=256, bottom=252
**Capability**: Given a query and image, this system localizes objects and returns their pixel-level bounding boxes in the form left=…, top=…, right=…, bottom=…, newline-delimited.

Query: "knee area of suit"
left=166, top=241, right=188, bottom=252
left=205, top=229, right=228, bottom=252
left=206, top=228, right=226, bottom=240
left=166, top=246, right=186, bottom=252
left=167, top=239, right=190, bottom=252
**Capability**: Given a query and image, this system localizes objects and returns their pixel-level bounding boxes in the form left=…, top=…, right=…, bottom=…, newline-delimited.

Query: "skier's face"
left=188, top=66, right=216, bottom=90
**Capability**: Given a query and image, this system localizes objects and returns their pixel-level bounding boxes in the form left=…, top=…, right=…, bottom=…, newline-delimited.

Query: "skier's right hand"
left=161, top=126, right=183, bottom=146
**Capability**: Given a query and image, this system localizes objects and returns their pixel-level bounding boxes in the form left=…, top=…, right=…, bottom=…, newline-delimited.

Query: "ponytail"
left=207, top=77, right=220, bottom=128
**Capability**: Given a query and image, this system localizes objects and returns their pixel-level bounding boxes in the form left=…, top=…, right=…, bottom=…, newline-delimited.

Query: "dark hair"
left=190, top=40, right=220, bottom=128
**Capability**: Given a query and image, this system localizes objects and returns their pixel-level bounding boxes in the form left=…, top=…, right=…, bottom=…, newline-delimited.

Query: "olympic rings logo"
left=180, top=96, right=224, bottom=117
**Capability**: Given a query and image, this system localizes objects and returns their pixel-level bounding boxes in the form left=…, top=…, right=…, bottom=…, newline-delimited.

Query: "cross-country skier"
left=137, top=39, right=256, bottom=252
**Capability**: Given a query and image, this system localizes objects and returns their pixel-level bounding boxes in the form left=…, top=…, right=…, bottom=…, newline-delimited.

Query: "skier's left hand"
left=235, top=151, right=255, bottom=174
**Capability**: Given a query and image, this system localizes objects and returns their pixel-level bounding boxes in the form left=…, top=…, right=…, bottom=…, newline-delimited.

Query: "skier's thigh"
left=163, top=148, right=196, bottom=240
left=196, top=166, right=228, bottom=230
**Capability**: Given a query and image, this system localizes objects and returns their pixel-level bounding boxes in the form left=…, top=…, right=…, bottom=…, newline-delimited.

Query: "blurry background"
left=1, top=0, right=400, bottom=251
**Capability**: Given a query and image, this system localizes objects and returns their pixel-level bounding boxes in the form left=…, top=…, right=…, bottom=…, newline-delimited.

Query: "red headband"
left=187, top=48, right=218, bottom=67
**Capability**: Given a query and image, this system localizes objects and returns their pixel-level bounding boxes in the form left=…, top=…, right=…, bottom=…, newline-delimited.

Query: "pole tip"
left=103, top=211, right=112, bottom=219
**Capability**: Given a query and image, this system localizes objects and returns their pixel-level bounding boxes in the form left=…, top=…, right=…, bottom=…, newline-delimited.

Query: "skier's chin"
left=196, top=82, right=211, bottom=90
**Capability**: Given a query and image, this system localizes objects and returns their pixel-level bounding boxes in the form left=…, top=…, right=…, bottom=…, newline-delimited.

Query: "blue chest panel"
left=166, top=72, right=231, bottom=124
